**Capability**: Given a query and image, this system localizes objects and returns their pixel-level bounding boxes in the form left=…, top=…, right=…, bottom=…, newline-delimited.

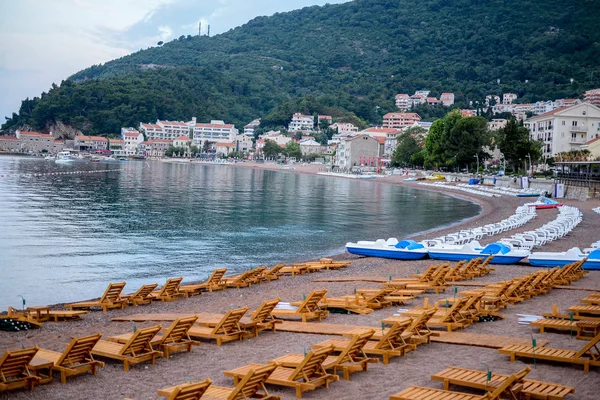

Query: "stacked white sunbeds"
left=457, top=184, right=540, bottom=197
left=421, top=205, right=537, bottom=247
left=417, top=182, right=500, bottom=198
left=498, top=205, right=582, bottom=251
left=593, top=207, right=600, bottom=214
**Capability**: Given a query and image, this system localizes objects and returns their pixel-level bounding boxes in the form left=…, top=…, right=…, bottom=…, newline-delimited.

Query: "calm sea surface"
left=0, top=157, right=480, bottom=308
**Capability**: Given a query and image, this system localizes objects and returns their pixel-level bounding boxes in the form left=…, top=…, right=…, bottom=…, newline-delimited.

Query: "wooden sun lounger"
left=188, top=308, right=247, bottom=345
left=580, top=295, right=600, bottom=306
left=7, top=306, right=87, bottom=322
left=109, top=316, right=200, bottom=358
left=32, top=334, right=104, bottom=384
left=0, top=347, right=41, bottom=392
left=92, top=325, right=163, bottom=371
left=180, top=268, right=228, bottom=296
left=272, top=330, right=377, bottom=381
left=385, top=307, right=438, bottom=345
left=498, top=332, right=600, bottom=372
left=150, top=277, right=185, bottom=302
left=568, top=304, right=600, bottom=318
left=224, top=346, right=339, bottom=398
left=67, top=282, right=128, bottom=312
left=431, top=366, right=575, bottom=400
left=222, top=270, right=255, bottom=288
left=279, top=265, right=309, bottom=276
left=272, top=290, right=329, bottom=322
left=157, top=378, right=212, bottom=400
left=390, top=370, right=526, bottom=400
left=260, top=264, right=286, bottom=282
left=158, top=364, right=282, bottom=399
left=530, top=318, right=580, bottom=335
left=314, top=320, right=413, bottom=364
left=415, top=298, right=470, bottom=332
left=122, top=283, right=159, bottom=306
left=248, top=298, right=282, bottom=335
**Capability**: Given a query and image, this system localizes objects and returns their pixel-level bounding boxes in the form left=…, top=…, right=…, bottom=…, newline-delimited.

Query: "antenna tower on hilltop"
left=198, top=22, right=201, bottom=36
left=208, top=25, right=210, bottom=37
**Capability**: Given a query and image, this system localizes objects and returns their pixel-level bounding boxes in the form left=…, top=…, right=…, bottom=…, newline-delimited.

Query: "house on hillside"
left=124, top=131, right=144, bottom=156
left=395, top=94, right=410, bottom=111
left=299, top=138, right=324, bottom=155
left=289, top=113, right=314, bottom=131
left=382, top=113, right=421, bottom=129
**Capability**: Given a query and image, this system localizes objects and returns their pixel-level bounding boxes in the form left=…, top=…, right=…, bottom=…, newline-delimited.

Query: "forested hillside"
left=3, top=0, right=599, bottom=134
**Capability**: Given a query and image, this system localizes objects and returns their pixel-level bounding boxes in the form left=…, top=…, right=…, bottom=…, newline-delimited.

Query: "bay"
left=0, top=157, right=480, bottom=309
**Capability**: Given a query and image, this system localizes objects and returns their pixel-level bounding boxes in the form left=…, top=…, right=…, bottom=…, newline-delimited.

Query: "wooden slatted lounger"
left=109, top=316, right=200, bottom=359
left=314, top=320, right=414, bottom=364
left=498, top=332, right=600, bottom=372
left=180, top=268, right=228, bottom=297
left=568, top=304, right=600, bottom=318
left=150, top=277, right=185, bottom=302
left=188, top=308, right=247, bottom=345
left=431, top=366, right=575, bottom=400
left=530, top=318, right=580, bottom=335
left=121, top=283, right=158, bottom=306
left=271, top=330, right=378, bottom=381
left=158, top=365, right=282, bottom=399
left=91, top=325, right=163, bottom=371
left=409, top=298, right=470, bottom=332
left=272, top=290, right=329, bottom=322
left=390, top=370, right=525, bottom=400
left=32, top=334, right=104, bottom=384
left=260, top=264, right=286, bottom=282
left=7, top=306, right=87, bottom=322
left=67, top=282, right=128, bottom=312
left=247, top=298, right=282, bottom=336
left=157, top=378, right=212, bottom=400
left=224, top=346, right=339, bottom=399
left=222, top=270, right=255, bottom=288
left=0, top=347, right=41, bottom=393
left=384, top=307, right=437, bottom=345
left=279, top=264, right=308, bottom=276
left=580, top=295, right=600, bottom=306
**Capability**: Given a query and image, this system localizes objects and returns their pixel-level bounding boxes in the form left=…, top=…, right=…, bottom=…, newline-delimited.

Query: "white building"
left=525, top=103, right=600, bottom=157
left=361, top=127, right=401, bottom=158
left=409, top=94, right=426, bottom=108
left=533, top=101, right=555, bottom=115
left=488, top=119, right=508, bottom=131
left=288, top=113, right=314, bottom=131
left=244, top=118, right=261, bottom=136
left=262, top=132, right=292, bottom=146
left=503, top=93, right=518, bottom=105
left=584, top=88, right=600, bottom=106
left=190, top=119, right=238, bottom=148
left=395, top=94, right=410, bottom=110
left=485, top=95, right=501, bottom=107
left=173, top=135, right=192, bottom=150
left=215, top=141, right=236, bottom=156
left=440, top=93, right=455, bottom=106
left=235, top=134, right=253, bottom=154
left=415, top=90, right=430, bottom=97
left=382, top=113, right=421, bottom=129
left=331, top=122, right=359, bottom=133
left=123, top=131, right=144, bottom=156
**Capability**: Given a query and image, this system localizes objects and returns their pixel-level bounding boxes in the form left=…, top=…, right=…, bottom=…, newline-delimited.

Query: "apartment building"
left=74, top=135, right=108, bottom=152
left=331, top=122, right=359, bottom=133
left=503, top=93, right=518, bottom=105
left=288, top=113, right=315, bottom=131
left=190, top=119, right=238, bottom=149
left=525, top=103, right=600, bottom=157
left=235, top=134, right=253, bottom=154
left=361, top=127, right=401, bottom=158
left=123, top=131, right=144, bottom=156
left=382, top=113, right=421, bottom=129
left=0, top=136, right=21, bottom=152
left=334, top=134, right=382, bottom=169
left=395, top=94, right=410, bottom=110
left=440, top=93, right=455, bottom=106
left=244, top=118, right=261, bottom=136
left=584, top=88, right=600, bottom=106
left=109, top=139, right=125, bottom=156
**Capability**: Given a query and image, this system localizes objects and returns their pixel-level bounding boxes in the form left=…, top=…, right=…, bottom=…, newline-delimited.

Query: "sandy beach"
left=2, top=162, right=600, bottom=400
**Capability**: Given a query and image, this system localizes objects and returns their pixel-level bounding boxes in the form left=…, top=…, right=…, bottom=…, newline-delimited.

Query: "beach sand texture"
left=1, top=162, right=599, bottom=400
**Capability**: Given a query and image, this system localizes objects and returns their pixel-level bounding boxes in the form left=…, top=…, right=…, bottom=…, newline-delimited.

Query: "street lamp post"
left=527, top=153, right=532, bottom=176
left=474, top=154, right=479, bottom=175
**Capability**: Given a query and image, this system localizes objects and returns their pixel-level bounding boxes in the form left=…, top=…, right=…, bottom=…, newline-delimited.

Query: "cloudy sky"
left=0, top=0, right=350, bottom=124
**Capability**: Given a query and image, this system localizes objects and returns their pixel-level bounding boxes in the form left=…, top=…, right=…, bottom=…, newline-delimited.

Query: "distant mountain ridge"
left=3, top=0, right=599, bottom=134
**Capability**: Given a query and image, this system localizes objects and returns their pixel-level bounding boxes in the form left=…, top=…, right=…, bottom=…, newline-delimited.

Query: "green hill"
left=3, top=0, right=599, bottom=134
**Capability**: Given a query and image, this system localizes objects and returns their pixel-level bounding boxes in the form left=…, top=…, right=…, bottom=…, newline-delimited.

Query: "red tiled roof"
left=20, top=131, right=52, bottom=137
left=528, top=107, right=568, bottom=120
left=76, top=135, right=107, bottom=141
left=193, top=123, right=234, bottom=129
left=110, top=139, right=124, bottom=144
left=153, top=139, right=173, bottom=143
left=363, top=127, right=400, bottom=134
left=0, top=136, right=19, bottom=140
left=383, top=113, right=421, bottom=119
left=395, top=94, right=409, bottom=98
left=124, top=132, right=140, bottom=137
left=585, top=136, right=600, bottom=145
left=374, top=136, right=386, bottom=144
left=174, top=136, right=191, bottom=141
left=216, top=141, right=235, bottom=147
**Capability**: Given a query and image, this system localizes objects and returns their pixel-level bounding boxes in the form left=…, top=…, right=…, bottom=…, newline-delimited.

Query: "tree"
left=262, top=139, right=281, bottom=159
left=496, top=119, right=542, bottom=173
left=391, top=133, right=420, bottom=167
left=202, top=140, right=211, bottom=153
left=284, top=141, right=302, bottom=159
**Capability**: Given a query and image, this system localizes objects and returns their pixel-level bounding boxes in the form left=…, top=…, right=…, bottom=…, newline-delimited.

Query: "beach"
left=1, top=162, right=600, bottom=400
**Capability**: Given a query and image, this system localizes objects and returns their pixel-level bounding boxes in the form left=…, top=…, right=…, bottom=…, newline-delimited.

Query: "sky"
left=0, top=0, right=350, bottom=125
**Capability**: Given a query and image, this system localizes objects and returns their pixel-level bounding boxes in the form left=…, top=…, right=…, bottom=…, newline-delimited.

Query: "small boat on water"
left=528, top=247, right=600, bottom=270
left=427, top=241, right=530, bottom=264
left=517, top=193, right=540, bottom=197
left=55, top=151, right=87, bottom=164
left=345, top=239, right=429, bottom=260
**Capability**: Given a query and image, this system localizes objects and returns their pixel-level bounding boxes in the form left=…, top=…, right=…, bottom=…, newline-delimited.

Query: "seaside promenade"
left=1, top=162, right=599, bottom=399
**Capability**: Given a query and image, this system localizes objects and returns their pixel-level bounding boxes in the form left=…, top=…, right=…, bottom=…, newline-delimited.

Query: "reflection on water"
left=0, top=157, right=480, bottom=308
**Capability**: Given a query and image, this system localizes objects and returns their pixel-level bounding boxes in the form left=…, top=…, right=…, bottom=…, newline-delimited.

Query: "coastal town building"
left=299, top=138, right=324, bottom=155
left=288, top=113, right=315, bottom=131
left=334, top=134, right=382, bottom=169
left=584, top=89, right=600, bottom=106
left=361, top=127, right=401, bottom=158
left=109, top=139, right=125, bottom=157
left=120, top=127, right=140, bottom=138
left=488, top=119, right=508, bottom=131
left=525, top=103, right=600, bottom=157
left=0, top=136, right=21, bottom=152
left=14, top=131, right=63, bottom=154
left=440, top=93, right=455, bottom=106
left=215, top=141, right=236, bottom=156
left=581, top=136, right=600, bottom=159
left=74, top=135, right=108, bottom=152
left=261, top=132, right=291, bottom=147
left=235, top=134, right=253, bottom=154
left=244, top=118, right=261, bottom=136
left=503, top=93, right=518, bottom=105
left=426, top=97, right=440, bottom=106
left=382, top=112, right=421, bottom=129
left=395, top=94, right=410, bottom=110
left=173, top=135, right=192, bottom=150
left=141, top=139, right=172, bottom=158
left=317, top=115, right=332, bottom=126
left=415, top=90, right=430, bottom=97
left=485, top=95, right=501, bottom=107
left=190, top=119, right=238, bottom=148
left=331, top=122, right=358, bottom=133
left=409, top=94, right=426, bottom=108
left=123, top=131, right=144, bottom=156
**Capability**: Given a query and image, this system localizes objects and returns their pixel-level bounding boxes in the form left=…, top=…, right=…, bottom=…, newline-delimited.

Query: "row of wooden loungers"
left=390, top=366, right=576, bottom=400
left=0, top=298, right=283, bottom=394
